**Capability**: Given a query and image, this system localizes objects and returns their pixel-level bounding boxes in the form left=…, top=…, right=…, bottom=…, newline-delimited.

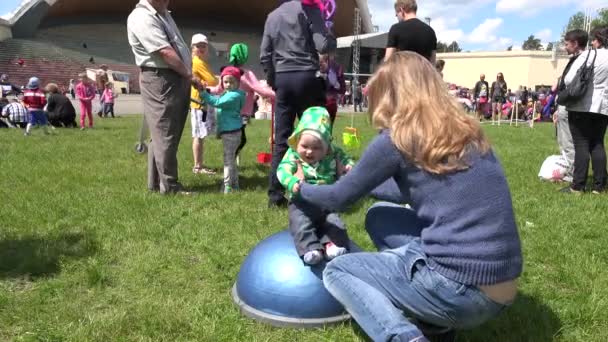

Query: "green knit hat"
left=229, top=43, right=249, bottom=66
left=288, top=107, right=332, bottom=149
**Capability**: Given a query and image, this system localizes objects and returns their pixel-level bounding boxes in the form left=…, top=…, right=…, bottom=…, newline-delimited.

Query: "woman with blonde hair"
left=293, top=52, right=523, bottom=341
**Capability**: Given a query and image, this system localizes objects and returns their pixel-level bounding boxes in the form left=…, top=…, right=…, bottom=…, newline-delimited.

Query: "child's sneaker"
left=325, top=242, right=348, bottom=260
left=303, top=250, right=323, bottom=265
left=223, top=185, right=233, bottom=194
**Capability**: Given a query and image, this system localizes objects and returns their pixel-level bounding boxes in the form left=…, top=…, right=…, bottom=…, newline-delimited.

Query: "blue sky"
left=1, top=0, right=606, bottom=51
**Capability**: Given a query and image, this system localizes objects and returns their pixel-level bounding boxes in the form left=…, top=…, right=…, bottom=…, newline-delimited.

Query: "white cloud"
left=496, top=0, right=606, bottom=15
left=535, top=28, right=553, bottom=43
left=467, top=18, right=503, bottom=44
left=367, top=0, right=513, bottom=51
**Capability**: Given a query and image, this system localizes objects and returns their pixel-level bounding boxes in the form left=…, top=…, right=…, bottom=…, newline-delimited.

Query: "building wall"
left=440, top=51, right=570, bottom=90
left=0, top=25, right=12, bottom=41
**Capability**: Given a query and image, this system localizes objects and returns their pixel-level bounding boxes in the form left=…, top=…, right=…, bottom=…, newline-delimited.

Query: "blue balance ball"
left=232, top=229, right=361, bottom=328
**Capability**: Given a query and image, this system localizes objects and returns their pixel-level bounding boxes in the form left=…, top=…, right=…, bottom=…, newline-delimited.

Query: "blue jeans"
left=323, top=202, right=508, bottom=341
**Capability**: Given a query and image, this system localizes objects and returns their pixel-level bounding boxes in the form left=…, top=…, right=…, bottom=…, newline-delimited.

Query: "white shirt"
left=127, top=0, right=191, bottom=69
left=564, top=48, right=608, bottom=115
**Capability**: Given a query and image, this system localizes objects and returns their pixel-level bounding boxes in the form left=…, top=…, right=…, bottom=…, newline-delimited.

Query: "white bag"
left=538, top=155, right=571, bottom=182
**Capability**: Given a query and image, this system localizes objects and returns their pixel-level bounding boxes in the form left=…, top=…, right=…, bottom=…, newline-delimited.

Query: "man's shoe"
left=560, top=186, right=583, bottom=194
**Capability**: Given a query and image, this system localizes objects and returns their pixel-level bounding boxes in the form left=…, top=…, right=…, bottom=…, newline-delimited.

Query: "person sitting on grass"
left=1, top=97, right=29, bottom=129
left=198, top=66, right=246, bottom=194
left=22, top=77, right=49, bottom=136
left=293, top=52, right=522, bottom=341
left=45, top=83, right=77, bottom=128
left=278, top=106, right=354, bottom=265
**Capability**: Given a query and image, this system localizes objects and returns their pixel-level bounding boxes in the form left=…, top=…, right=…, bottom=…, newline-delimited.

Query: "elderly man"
left=261, top=0, right=336, bottom=208
left=127, top=0, right=195, bottom=194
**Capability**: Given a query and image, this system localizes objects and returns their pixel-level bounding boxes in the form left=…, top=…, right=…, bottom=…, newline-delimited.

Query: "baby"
left=277, top=107, right=355, bottom=265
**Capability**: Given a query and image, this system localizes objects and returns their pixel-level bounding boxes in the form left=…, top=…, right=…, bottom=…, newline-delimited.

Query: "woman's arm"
left=298, top=133, right=403, bottom=212
left=241, top=70, right=275, bottom=99
left=46, top=95, right=56, bottom=112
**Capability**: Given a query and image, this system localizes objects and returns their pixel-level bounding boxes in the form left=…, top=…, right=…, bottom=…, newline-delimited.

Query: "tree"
left=522, top=35, right=543, bottom=50
left=447, top=41, right=462, bottom=52
left=507, top=45, right=513, bottom=51
left=546, top=42, right=554, bottom=51
left=563, top=9, right=608, bottom=36
left=563, top=11, right=585, bottom=34
left=590, top=8, right=608, bottom=30
left=437, top=41, right=462, bottom=53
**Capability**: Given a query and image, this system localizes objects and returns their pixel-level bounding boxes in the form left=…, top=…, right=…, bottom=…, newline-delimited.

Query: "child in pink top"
left=75, top=72, right=96, bottom=129
left=102, top=82, right=118, bottom=118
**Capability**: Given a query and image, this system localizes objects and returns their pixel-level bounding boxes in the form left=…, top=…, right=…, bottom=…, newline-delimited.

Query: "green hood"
left=229, top=43, right=249, bottom=66
left=288, top=106, right=332, bottom=149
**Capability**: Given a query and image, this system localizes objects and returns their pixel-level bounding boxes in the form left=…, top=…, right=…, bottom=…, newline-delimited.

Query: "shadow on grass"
left=458, top=293, right=561, bottom=341
left=348, top=293, right=561, bottom=342
left=0, top=233, right=97, bottom=279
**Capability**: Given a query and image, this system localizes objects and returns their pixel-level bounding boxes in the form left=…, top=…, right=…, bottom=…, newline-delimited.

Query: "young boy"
left=22, top=77, right=48, bottom=136
left=277, top=107, right=355, bottom=265
left=199, top=66, right=246, bottom=193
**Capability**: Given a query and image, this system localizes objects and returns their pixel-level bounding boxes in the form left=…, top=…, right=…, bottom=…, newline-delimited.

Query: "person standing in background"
left=127, top=0, right=196, bottom=194
left=260, top=0, right=336, bottom=208
left=384, top=0, right=437, bottom=63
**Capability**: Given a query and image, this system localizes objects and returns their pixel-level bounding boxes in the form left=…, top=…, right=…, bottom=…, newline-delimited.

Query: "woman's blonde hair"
left=45, top=83, right=59, bottom=94
left=367, top=51, right=490, bottom=174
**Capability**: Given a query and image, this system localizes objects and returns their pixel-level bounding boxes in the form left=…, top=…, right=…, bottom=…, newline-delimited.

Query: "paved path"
left=71, top=94, right=368, bottom=116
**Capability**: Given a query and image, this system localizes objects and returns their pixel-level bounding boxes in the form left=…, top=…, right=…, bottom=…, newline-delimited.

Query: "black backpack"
left=557, top=49, right=597, bottom=106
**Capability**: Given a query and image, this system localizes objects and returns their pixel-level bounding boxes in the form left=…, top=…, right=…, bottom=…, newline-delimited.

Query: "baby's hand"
left=292, top=181, right=301, bottom=193
left=343, top=164, right=353, bottom=174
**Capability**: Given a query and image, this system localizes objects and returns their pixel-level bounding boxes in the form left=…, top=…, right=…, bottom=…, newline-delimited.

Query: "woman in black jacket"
left=46, top=83, right=77, bottom=128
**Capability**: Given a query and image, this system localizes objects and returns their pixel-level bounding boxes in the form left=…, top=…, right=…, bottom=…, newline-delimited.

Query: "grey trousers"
left=288, top=201, right=349, bottom=257
left=556, top=106, right=575, bottom=173
left=221, top=130, right=242, bottom=190
left=140, top=68, right=190, bottom=193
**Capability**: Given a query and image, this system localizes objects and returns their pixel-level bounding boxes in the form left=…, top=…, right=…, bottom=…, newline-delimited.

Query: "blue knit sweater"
left=299, top=131, right=523, bottom=286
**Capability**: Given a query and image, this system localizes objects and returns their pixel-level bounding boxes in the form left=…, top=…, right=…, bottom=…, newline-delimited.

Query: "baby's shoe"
left=303, top=250, right=323, bottom=265
left=325, top=242, right=348, bottom=260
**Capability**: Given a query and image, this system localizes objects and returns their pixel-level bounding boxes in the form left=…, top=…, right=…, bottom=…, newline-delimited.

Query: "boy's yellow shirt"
left=191, top=56, right=218, bottom=109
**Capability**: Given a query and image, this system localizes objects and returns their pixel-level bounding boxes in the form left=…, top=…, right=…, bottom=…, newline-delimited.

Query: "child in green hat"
left=277, top=106, right=355, bottom=265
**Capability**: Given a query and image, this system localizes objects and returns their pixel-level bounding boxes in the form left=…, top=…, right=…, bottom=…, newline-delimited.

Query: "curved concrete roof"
left=3, top=0, right=373, bottom=37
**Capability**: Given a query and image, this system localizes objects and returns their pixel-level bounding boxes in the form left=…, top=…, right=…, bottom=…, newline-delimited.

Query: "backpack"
left=557, top=49, right=597, bottom=106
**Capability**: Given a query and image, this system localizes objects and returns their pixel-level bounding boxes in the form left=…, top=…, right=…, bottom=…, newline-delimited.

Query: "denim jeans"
left=323, top=202, right=508, bottom=341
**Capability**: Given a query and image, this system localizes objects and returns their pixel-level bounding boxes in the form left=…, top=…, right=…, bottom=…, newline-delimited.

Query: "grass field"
left=1, top=114, right=607, bottom=341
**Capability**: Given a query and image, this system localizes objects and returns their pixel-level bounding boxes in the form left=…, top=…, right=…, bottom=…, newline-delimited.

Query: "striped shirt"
left=22, top=89, right=47, bottom=110
left=2, top=102, right=29, bottom=123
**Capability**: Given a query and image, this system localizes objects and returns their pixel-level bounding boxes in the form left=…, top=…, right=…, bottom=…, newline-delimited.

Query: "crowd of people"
left=4, top=0, right=604, bottom=340
left=0, top=65, right=120, bottom=132
left=123, top=0, right=523, bottom=341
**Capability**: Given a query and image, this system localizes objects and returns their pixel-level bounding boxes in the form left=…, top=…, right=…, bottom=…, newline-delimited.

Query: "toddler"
left=75, top=72, right=96, bottom=129
left=22, top=77, right=48, bottom=136
left=102, top=83, right=118, bottom=118
left=200, top=66, right=245, bottom=193
left=277, top=107, right=355, bottom=265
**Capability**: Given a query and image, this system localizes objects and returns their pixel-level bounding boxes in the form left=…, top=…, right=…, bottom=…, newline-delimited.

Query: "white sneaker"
left=303, top=250, right=323, bottom=265
left=325, top=242, right=348, bottom=260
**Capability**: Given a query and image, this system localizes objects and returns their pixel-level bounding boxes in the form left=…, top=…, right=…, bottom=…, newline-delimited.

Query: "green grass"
left=1, top=115, right=607, bottom=341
